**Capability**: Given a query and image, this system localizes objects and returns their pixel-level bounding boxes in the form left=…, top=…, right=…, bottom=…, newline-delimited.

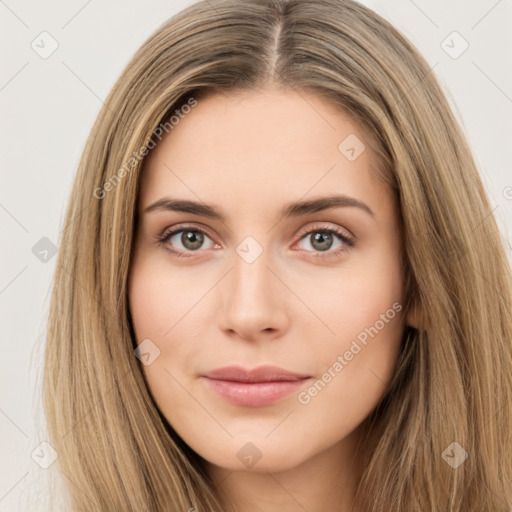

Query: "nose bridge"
left=217, top=238, right=287, bottom=339
left=232, top=245, right=273, bottom=303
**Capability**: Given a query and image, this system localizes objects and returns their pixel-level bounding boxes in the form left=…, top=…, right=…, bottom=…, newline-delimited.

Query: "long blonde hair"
left=42, top=0, right=512, bottom=509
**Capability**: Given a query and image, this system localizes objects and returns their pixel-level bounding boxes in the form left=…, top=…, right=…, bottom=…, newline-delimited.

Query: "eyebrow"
left=143, top=194, right=375, bottom=220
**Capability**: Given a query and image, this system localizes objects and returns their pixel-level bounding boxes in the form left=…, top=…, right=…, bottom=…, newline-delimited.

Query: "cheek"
left=128, top=258, right=202, bottom=341
left=301, top=245, right=404, bottom=353
left=128, top=262, right=201, bottom=428
left=128, top=257, right=207, bottom=397
left=294, top=296, right=404, bottom=450
left=295, top=245, right=405, bottom=420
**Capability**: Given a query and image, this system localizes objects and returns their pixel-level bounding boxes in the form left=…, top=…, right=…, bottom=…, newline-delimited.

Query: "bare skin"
left=128, top=85, right=417, bottom=512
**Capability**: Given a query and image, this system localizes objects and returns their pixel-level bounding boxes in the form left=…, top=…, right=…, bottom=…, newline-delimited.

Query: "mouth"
left=200, top=365, right=312, bottom=407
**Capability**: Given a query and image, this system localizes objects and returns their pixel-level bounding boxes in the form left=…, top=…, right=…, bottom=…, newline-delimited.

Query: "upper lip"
left=201, top=365, right=311, bottom=383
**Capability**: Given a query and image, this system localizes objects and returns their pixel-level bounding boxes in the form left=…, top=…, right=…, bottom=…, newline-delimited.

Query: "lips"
left=200, top=365, right=312, bottom=407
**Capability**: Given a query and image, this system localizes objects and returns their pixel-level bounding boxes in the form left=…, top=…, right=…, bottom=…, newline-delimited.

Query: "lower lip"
left=202, top=377, right=310, bottom=407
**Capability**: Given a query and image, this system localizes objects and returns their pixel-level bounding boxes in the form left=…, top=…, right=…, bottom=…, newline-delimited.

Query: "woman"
left=43, top=0, right=512, bottom=510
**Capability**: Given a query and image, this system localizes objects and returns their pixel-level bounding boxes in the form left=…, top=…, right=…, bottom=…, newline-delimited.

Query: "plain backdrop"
left=1, top=0, right=511, bottom=509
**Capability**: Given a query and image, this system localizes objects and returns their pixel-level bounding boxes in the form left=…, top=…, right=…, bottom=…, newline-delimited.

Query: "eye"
left=294, top=224, right=355, bottom=260
left=155, top=225, right=217, bottom=258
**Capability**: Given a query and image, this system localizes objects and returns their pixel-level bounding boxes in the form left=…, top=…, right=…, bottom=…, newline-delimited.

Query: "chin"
left=193, top=434, right=311, bottom=473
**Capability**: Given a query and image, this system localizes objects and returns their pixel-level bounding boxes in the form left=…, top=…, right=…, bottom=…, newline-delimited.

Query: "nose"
left=216, top=247, right=290, bottom=342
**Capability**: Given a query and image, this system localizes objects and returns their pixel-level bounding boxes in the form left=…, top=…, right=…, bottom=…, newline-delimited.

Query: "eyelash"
left=154, top=223, right=356, bottom=261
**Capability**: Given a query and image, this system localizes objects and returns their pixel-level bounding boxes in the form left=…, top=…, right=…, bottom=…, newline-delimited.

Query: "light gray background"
left=1, top=0, right=511, bottom=509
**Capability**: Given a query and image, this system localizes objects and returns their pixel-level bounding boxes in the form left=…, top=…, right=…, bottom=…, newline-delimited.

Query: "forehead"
left=138, top=88, right=389, bottom=218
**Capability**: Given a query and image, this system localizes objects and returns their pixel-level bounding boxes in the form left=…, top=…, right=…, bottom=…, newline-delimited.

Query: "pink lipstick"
left=200, top=365, right=311, bottom=407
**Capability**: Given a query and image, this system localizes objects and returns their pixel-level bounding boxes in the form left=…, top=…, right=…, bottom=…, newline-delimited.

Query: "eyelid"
left=295, top=222, right=355, bottom=244
left=157, top=222, right=217, bottom=242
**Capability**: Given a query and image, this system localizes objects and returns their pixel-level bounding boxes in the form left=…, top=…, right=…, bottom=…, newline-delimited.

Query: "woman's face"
left=128, top=86, right=412, bottom=474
